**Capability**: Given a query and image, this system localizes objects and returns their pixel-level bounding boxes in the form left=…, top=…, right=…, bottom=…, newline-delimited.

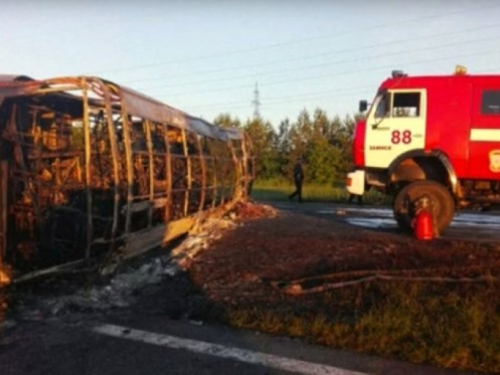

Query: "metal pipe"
left=164, top=126, right=172, bottom=223
left=145, top=120, right=154, bottom=227
left=196, top=136, right=206, bottom=212
left=0, top=161, right=7, bottom=263
left=96, top=78, right=120, bottom=249
left=81, top=79, right=93, bottom=259
left=120, top=102, right=133, bottom=237
left=181, top=129, right=190, bottom=216
left=228, top=139, right=242, bottom=200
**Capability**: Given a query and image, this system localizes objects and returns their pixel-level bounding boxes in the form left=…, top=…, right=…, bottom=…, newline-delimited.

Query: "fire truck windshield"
left=374, top=91, right=391, bottom=118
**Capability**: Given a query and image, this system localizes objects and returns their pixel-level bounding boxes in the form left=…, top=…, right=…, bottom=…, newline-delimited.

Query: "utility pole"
left=252, top=82, right=260, bottom=119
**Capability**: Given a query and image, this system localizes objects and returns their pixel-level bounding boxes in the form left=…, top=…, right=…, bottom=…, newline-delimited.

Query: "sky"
left=2, top=0, right=500, bottom=126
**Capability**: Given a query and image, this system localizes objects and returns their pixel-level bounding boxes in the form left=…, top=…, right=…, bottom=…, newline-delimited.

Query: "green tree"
left=286, top=109, right=312, bottom=179
left=213, top=113, right=241, bottom=128
left=211, top=108, right=363, bottom=184
left=243, top=117, right=279, bottom=180
left=276, top=119, right=291, bottom=177
left=307, top=136, right=339, bottom=184
left=306, top=109, right=341, bottom=184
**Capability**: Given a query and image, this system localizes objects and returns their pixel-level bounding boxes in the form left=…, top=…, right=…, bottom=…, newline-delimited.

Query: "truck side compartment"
left=347, top=67, right=500, bottom=234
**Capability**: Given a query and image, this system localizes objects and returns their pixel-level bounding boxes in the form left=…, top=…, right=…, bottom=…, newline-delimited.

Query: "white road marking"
left=93, top=323, right=368, bottom=375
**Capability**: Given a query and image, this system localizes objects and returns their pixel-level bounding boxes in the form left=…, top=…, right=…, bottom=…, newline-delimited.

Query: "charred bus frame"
left=0, top=75, right=254, bottom=285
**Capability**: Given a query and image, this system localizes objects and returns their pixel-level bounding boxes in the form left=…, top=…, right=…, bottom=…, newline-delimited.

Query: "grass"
left=250, top=180, right=389, bottom=204
left=240, top=180, right=500, bottom=372
left=222, top=281, right=500, bottom=373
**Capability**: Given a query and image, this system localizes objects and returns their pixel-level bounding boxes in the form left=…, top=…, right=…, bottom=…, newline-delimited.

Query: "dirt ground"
left=184, top=202, right=500, bottom=313
left=3, top=201, right=500, bottom=374
left=2, top=199, right=500, bottom=375
left=4, top=201, right=500, bottom=322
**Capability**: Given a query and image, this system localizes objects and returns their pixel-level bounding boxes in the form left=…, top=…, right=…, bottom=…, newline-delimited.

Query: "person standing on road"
left=289, top=158, right=304, bottom=203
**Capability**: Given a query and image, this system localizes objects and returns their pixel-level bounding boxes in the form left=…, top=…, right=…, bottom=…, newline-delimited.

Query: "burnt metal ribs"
left=0, top=75, right=255, bottom=285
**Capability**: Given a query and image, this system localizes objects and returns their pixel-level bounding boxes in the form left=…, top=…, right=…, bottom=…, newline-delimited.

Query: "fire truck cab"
left=347, top=67, right=500, bottom=234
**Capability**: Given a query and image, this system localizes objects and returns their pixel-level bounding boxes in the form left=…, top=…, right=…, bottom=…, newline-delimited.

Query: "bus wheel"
left=393, top=180, right=455, bottom=235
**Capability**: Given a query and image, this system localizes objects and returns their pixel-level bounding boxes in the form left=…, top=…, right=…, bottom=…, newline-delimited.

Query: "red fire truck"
left=347, top=66, right=500, bottom=234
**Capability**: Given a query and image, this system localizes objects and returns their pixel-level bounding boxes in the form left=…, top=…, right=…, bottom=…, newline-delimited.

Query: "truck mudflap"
left=346, top=170, right=365, bottom=195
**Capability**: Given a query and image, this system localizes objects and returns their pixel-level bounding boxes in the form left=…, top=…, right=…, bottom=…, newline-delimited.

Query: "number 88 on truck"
left=347, top=66, right=500, bottom=234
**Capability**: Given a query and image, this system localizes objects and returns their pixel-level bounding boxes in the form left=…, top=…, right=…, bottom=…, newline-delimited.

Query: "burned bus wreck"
left=0, top=75, right=254, bottom=285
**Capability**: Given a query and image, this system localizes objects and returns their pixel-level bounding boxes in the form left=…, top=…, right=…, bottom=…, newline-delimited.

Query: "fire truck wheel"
left=393, top=180, right=455, bottom=234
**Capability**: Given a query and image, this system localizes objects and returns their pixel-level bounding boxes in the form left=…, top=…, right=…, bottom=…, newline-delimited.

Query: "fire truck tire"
left=393, top=180, right=455, bottom=234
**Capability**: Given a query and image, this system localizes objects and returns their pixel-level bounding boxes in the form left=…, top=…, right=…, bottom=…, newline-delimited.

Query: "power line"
left=189, top=88, right=359, bottom=112
left=142, top=48, right=500, bottom=99
left=181, top=56, right=500, bottom=114
left=90, top=0, right=500, bottom=75
left=188, top=87, right=373, bottom=113
left=122, top=22, right=500, bottom=86
left=190, top=84, right=375, bottom=111
left=132, top=34, right=500, bottom=93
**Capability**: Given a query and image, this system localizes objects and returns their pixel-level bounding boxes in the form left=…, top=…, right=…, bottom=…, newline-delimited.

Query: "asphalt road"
left=0, top=200, right=489, bottom=375
left=271, top=201, right=500, bottom=242
left=0, top=313, right=476, bottom=375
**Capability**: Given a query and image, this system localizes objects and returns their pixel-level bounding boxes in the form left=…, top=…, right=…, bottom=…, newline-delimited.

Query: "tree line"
left=213, top=109, right=361, bottom=185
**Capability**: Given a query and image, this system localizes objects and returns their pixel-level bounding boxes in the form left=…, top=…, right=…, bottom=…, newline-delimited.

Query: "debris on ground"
left=7, top=201, right=500, bottom=320
left=187, top=209, right=500, bottom=307
left=14, top=257, right=179, bottom=320
left=272, top=264, right=500, bottom=295
left=229, top=200, right=277, bottom=220
left=173, top=216, right=239, bottom=269
left=168, top=200, right=273, bottom=270
left=4, top=202, right=500, bottom=374
left=8, top=204, right=246, bottom=320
